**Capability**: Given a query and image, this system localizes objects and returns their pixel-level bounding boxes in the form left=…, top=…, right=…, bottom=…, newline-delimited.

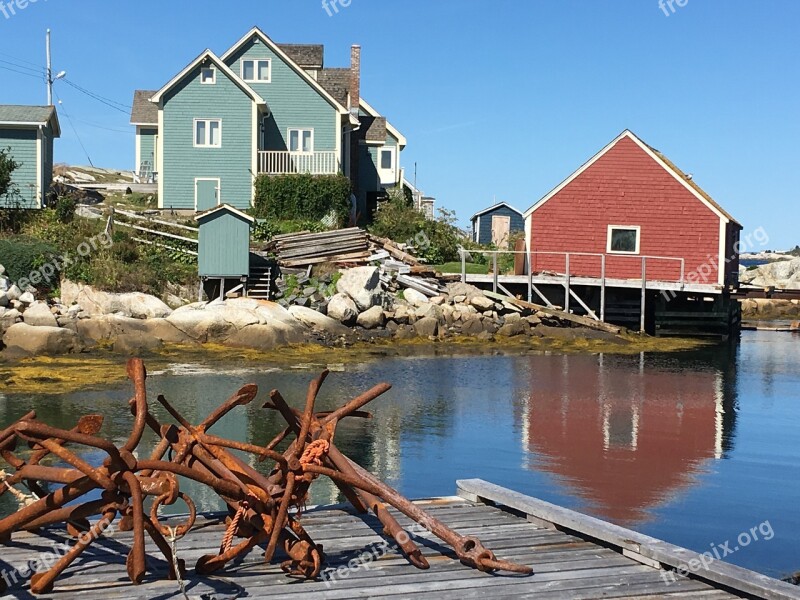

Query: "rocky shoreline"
left=1, top=267, right=632, bottom=359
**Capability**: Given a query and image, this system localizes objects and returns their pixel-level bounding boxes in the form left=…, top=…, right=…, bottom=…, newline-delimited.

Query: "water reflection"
left=519, top=351, right=738, bottom=525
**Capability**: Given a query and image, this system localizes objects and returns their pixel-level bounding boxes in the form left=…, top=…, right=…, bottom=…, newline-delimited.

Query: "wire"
left=54, top=90, right=94, bottom=167
left=71, top=117, right=134, bottom=135
left=0, top=63, right=45, bottom=81
left=62, top=78, right=131, bottom=114
left=0, top=58, right=45, bottom=75
left=0, top=50, right=45, bottom=69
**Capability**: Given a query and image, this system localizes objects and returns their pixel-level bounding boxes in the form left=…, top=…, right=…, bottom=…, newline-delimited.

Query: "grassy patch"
left=430, top=262, right=487, bottom=274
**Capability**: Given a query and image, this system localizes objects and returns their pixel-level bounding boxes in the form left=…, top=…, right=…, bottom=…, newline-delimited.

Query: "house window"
left=194, top=119, right=222, bottom=148
left=288, top=129, right=313, bottom=154
left=241, top=59, right=271, bottom=82
left=607, top=225, right=641, bottom=254
left=200, top=67, right=216, bottom=85
left=380, top=149, right=394, bottom=170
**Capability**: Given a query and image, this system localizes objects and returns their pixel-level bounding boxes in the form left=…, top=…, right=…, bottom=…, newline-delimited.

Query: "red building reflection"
left=522, top=354, right=727, bottom=526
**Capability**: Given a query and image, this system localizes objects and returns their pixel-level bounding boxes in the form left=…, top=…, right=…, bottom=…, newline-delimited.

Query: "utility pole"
left=46, top=28, right=52, bottom=105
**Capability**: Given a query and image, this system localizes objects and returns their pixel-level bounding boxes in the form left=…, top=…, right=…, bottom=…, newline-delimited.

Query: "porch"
left=258, top=151, right=340, bottom=175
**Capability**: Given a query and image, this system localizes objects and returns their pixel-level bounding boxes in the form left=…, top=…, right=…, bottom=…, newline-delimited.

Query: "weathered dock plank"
left=0, top=482, right=793, bottom=599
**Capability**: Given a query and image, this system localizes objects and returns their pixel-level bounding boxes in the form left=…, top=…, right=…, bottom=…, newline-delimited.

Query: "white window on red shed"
left=607, top=225, right=640, bottom=254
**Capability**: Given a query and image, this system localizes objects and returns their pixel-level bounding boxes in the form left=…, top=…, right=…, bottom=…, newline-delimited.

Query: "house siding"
left=138, top=126, right=158, bottom=167
left=198, top=211, right=251, bottom=277
left=529, top=136, right=722, bottom=283
left=0, top=127, right=39, bottom=208
left=161, top=65, right=255, bottom=210
left=224, top=40, right=338, bottom=153
left=41, top=122, right=54, bottom=201
left=473, top=207, right=524, bottom=245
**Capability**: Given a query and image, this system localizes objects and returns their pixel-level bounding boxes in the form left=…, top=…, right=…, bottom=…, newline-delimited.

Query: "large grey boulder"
left=740, top=258, right=800, bottom=289
left=327, top=293, right=358, bottom=325
left=288, top=305, right=352, bottom=337
left=470, top=295, right=495, bottom=311
left=22, top=302, right=58, bottom=327
left=0, top=291, right=8, bottom=308
left=2, top=323, right=82, bottom=356
left=166, top=305, right=236, bottom=342
left=356, top=306, right=385, bottom=330
left=403, top=288, right=428, bottom=307
left=413, top=317, right=439, bottom=337
left=113, top=333, right=163, bottom=355
left=6, top=284, right=21, bottom=302
left=61, top=281, right=172, bottom=319
left=336, top=267, right=383, bottom=311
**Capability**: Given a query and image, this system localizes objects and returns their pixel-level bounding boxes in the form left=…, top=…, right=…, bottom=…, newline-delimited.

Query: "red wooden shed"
left=523, top=130, right=742, bottom=290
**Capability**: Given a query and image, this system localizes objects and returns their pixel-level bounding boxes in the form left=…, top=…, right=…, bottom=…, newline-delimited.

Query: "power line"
left=71, top=117, right=134, bottom=135
left=54, top=90, right=94, bottom=167
left=0, top=63, right=45, bottom=81
left=62, top=78, right=131, bottom=114
left=0, top=58, right=45, bottom=75
left=0, top=50, right=45, bottom=69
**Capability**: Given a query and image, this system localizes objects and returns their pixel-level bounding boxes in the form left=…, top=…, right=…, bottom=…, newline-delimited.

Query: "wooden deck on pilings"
left=1, top=480, right=797, bottom=599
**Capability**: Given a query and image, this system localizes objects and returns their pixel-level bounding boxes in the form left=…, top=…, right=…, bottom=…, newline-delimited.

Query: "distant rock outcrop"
left=740, top=258, right=800, bottom=289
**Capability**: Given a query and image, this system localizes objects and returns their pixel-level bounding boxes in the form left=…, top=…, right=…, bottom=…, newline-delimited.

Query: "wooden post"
left=461, top=250, right=466, bottom=283
left=492, top=253, right=498, bottom=294
left=640, top=257, right=647, bottom=333
left=564, top=253, right=571, bottom=314
left=527, top=255, right=533, bottom=304
left=600, top=255, right=606, bottom=322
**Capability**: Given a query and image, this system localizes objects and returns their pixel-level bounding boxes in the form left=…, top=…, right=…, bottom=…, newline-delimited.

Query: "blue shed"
left=470, top=202, right=525, bottom=247
left=0, top=105, right=60, bottom=209
left=196, top=204, right=254, bottom=285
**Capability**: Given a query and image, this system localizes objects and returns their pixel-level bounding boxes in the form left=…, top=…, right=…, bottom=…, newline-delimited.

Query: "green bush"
left=54, top=196, right=78, bottom=224
left=0, top=147, right=18, bottom=200
left=253, top=174, right=351, bottom=226
left=0, top=236, right=59, bottom=287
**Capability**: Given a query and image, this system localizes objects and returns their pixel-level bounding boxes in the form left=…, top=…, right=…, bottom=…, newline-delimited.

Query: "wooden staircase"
left=248, top=259, right=274, bottom=300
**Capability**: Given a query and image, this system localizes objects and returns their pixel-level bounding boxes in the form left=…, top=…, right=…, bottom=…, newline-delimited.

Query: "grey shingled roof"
left=277, top=44, right=324, bottom=68
left=362, top=116, right=387, bottom=142
left=0, top=105, right=56, bottom=125
left=316, top=68, right=349, bottom=107
left=130, top=90, right=159, bottom=125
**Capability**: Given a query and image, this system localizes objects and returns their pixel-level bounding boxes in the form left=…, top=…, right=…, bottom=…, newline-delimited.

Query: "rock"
left=163, top=293, right=189, bottom=310
left=6, top=284, right=21, bottom=302
left=791, top=321, right=800, bottom=331
left=413, top=317, right=439, bottom=337
left=288, top=305, right=352, bottom=337
left=470, top=295, right=495, bottom=311
left=416, top=303, right=443, bottom=322
left=392, top=304, right=412, bottom=324
left=497, top=321, right=529, bottom=337
left=19, top=291, right=35, bottom=305
left=22, top=302, right=58, bottom=327
left=430, top=296, right=447, bottom=306
left=446, top=282, right=484, bottom=300
left=113, top=333, right=163, bottom=355
left=166, top=305, right=237, bottom=343
left=504, top=312, right=521, bottom=323
left=403, top=288, right=429, bottom=307
left=740, top=258, right=800, bottom=288
left=525, top=314, right=542, bottom=326
left=461, top=317, right=485, bottom=336
left=2, top=323, right=82, bottom=356
left=0, top=291, right=7, bottom=307
left=0, top=264, right=5, bottom=275
left=327, top=293, right=359, bottom=325
left=61, top=281, right=172, bottom=319
left=453, top=295, right=467, bottom=304
left=356, top=306, right=385, bottom=330
left=336, top=267, right=383, bottom=311
left=225, top=324, right=294, bottom=351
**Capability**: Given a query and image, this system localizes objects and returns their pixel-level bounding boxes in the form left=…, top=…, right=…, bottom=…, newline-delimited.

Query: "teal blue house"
left=0, top=105, right=60, bottom=209
left=133, top=27, right=409, bottom=220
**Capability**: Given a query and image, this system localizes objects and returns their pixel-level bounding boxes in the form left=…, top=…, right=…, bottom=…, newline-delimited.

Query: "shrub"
left=54, top=196, right=78, bottom=223
left=0, top=236, right=59, bottom=287
left=0, top=147, right=18, bottom=200
left=253, top=174, right=351, bottom=226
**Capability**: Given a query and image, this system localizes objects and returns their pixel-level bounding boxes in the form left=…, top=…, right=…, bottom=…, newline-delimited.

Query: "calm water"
left=1, top=331, right=798, bottom=579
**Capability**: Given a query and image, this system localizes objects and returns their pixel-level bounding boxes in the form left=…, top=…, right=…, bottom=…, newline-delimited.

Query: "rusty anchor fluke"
left=0, top=358, right=532, bottom=595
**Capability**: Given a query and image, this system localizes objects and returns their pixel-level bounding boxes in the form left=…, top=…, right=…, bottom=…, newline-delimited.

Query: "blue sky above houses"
left=0, top=0, right=797, bottom=247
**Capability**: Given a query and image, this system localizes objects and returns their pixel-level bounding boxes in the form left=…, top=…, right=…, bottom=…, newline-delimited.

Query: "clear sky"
left=0, top=1, right=797, bottom=247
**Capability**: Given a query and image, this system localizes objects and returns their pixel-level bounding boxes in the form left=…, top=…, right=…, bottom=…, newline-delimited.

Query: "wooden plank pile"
left=270, top=228, right=370, bottom=267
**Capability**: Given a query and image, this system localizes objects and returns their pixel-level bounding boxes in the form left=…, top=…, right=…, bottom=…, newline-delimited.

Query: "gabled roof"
left=220, top=27, right=348, bottom=115
left=471, top=202, right=522, bottom=221
left=130, top=90, right=159, bottom=125
left=195, top=203, right=255, bottom=224
left=524, top=130, right=741, bottom=227
left=150, top=50, right=267, bottom=107
left=360, top=99, right=407, bottom=148
left=277, top=44, right=324, bottom=69
left=317, top=68, right=349, bottom=107
left=0, top=105, right=60, bottom=136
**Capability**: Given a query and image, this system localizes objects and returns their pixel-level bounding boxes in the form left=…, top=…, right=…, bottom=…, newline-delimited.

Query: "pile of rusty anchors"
left=0, top=358, right=532, bottom=595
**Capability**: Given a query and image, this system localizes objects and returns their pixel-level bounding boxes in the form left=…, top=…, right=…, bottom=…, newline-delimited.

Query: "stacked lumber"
left=366, top=235, right=421, bottom=267
left=271, top=228, right=370, bottom=267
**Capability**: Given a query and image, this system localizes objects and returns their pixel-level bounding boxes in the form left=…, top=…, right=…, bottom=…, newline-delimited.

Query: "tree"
left=0, top=147, right=19, bottom=199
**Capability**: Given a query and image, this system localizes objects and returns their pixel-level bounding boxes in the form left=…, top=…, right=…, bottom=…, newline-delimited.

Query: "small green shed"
left=0, top=105, right=61, bottom=209
left=196, top=204, right=254, bottom=297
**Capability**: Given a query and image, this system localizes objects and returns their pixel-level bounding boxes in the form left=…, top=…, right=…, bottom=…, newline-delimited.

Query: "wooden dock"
left=1, top=480, right=797, bottom=599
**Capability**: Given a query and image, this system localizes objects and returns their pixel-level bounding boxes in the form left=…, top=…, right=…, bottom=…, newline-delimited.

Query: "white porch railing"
left=258, top=151, right=340, bottom=175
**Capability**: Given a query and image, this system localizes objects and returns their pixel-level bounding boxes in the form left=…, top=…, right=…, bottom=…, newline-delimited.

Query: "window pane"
left=209, top=121, right=220, bottom=146
left=289, top=130, right=299, bottom=152
left=201, top=68, right=214, bottom=83
left=196, top=121, right=206, bottom=146
left=381, top=150, right=393, bottom=170
left=258, top=60, right=270, bottom=81
left=610, top=228, right=638, bottom=252
left=302, top=130, right=312, bottom=153
left=242, top=61, right=254, bottom=81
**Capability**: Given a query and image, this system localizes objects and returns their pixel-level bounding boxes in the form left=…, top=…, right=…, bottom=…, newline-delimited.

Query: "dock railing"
left=458, top=249, right=685, bottom=330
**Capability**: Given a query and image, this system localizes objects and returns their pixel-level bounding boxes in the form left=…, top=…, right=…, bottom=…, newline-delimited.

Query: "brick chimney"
left=349, top=45, right=361, bottom=115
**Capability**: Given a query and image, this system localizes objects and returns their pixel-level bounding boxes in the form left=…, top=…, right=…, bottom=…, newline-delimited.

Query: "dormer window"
left=200, top=67, right=216, bottom=85
left=242, top=59, right=271, bottom=83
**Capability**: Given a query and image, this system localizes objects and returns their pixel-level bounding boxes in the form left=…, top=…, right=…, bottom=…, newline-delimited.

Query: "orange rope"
left=220, top=501, right=248, bottom=555
left=300, top=440, right=330, bottom=467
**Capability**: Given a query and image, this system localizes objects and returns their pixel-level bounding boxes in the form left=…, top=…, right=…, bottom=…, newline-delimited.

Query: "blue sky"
left=0, top=1, right=797, bottom=246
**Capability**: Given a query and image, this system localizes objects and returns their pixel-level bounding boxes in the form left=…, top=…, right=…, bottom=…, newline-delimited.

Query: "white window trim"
left=287, top=128, right=314, bottom=154
left=241, top=58, right=272, bottom=83
left=194, top=177, right=221, bottom=211
left=379, top=147, right=396, bottom=172
left=607, top=225, right=641, bottom=255
left=193, top=119, right=222, bottom=148
left=200, top=67, right=216, bottom=85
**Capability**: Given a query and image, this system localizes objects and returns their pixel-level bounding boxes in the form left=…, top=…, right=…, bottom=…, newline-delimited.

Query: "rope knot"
left=300, top=440, right=330, bottom=468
